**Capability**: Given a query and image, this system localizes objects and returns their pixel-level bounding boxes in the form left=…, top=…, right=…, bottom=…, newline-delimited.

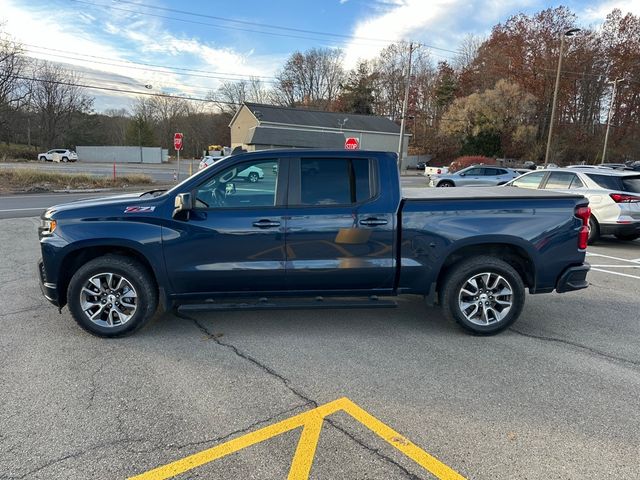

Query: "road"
left=0, top=161, right=190, bottom=183
left=0, top=215, right=638, bottom=479
left=0, top=175, right=430, bottom=220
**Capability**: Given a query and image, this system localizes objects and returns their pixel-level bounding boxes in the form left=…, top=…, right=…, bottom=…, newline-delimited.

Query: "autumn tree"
left=440, top=80, right=537, bottom=158
left=0, top=29, right=31, bottom=144
left=212, top=77, right=269, bottom=114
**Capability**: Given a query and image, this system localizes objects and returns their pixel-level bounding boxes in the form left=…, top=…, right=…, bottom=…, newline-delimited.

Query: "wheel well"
left=57, top=246, right=157, bottom=307
left=436, top=244, right=535, bottom=292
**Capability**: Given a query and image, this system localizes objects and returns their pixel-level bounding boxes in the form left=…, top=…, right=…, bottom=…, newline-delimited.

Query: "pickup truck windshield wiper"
left=140, top=189, right=167, bottom=197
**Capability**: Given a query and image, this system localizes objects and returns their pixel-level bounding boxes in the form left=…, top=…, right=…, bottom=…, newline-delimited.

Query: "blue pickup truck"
left=38, top=150, right=590, bottom=337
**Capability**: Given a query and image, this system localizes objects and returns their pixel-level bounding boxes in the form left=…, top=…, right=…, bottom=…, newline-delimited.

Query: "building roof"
left=243, top=102, right=401, bottom=134
left=246, top=126, right=345, bottom=149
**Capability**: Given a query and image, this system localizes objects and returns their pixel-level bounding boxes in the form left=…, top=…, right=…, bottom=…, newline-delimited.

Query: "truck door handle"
left=359, top=218, right=388, bottom=226
left=252, top=219, right=281, bottom=228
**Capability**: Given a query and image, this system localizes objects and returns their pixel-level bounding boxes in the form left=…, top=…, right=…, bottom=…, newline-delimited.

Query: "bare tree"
left=210, top=77, right=269, bottom=114
left=272, top=48, right=345, bottom=108
left=0, top=28, right=31, bottom=143
left=30, top=62, right=93, bottom=147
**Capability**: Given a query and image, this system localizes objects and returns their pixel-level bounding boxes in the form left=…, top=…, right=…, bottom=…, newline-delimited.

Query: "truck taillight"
left=610, top=193, right=640, bottom=203
left=575, top=205, right=590, bottom=250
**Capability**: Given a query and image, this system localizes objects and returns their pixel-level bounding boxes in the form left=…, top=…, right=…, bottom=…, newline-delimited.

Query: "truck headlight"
left=40, top=218, right=57, bottom=235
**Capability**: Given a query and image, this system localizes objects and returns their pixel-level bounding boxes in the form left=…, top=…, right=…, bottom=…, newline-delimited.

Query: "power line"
left=18, top=42, right=277, bottom=80
left=22, top=48, right=278, bottom=84
left=111, top=0, right=461, bottom=54
left=14, top=74, right=238, bottom=105
left=70, top=0, right=461, bottom=54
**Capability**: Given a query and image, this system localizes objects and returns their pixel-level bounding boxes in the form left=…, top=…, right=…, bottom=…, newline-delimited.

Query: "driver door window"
left=195, top=160, right=278, bottom=209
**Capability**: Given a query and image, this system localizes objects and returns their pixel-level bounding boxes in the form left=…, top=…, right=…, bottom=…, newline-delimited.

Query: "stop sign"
left=173, top=132, right=183, bottom=151
left=344, top=137, right=359, bottom=150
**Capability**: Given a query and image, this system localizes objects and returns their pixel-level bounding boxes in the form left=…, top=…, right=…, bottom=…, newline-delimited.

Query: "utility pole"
left=602, top=78, right=624, bottom=164
left=544, top=28, right=580, bottom=167
left=397, top=42, right=414, bottom=171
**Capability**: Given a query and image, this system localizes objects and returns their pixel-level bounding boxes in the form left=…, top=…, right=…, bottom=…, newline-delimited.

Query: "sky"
left=1, top=0, right=638, bottom=112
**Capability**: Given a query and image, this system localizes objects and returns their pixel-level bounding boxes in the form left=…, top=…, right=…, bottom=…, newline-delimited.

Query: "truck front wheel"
left=440, top=256, right=525, bottom=335
left=67, top=255, right=158, bottom=337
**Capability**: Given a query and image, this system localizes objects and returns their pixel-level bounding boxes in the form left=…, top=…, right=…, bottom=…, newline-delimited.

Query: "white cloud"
left=341, top=0, right=536, bottom=68
left=0, top=0, right=279, bottom=111
left=582, top=0, right=640, bottom=22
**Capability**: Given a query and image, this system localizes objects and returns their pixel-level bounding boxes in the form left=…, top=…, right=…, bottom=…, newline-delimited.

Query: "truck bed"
left=402, top=186, right=584, bottom=201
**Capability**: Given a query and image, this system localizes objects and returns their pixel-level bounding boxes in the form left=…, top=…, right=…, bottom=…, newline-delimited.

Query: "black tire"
left=247, top=172, right=259, bottom=183
left=62, top=156, right=69, bottom=162
left=440, top=256, right=525, bottom=335
left=39, top=156, right=47, bottom=162
left=437, top=181, right=454, bottom=188
left=67, top=255, right=158, bottom=338
left=588, top=217, right=599, bottom=244
left=614, top=233, right=640, bottom=241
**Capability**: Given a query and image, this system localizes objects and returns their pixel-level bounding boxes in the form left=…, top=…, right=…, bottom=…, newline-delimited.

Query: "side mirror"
left=173, top=192, right=192, bottom=219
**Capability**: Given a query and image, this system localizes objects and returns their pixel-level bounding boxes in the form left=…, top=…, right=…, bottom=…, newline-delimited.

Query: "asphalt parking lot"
left=1, top=215, right=639, bottom=479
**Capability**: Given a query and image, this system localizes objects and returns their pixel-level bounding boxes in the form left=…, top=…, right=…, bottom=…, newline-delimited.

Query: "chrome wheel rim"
left=458, top=272, right=513, bottom=326
left=80, top=272, right=137, bottom=328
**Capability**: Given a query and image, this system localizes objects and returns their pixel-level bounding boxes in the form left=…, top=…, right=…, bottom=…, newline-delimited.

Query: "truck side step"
left=177, top=296, right=398, bottom=313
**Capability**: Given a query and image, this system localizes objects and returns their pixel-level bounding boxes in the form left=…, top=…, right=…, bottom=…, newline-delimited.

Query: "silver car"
left=506, top=169, right=640, bottom=243
left=430, top=165, right=520, bottom=187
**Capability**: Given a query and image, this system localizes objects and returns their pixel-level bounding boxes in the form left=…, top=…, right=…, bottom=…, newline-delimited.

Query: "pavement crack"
left=1, top=437, right=147, bottom=479
left=178, top=311, right=423, bottom=480
left=0, top=305, right=43, bottom=318
left=87, top=363, right=106, bottom=409
left=127, top=403, right=313, bottom=455
left=510, top=328, right=640, bottom=368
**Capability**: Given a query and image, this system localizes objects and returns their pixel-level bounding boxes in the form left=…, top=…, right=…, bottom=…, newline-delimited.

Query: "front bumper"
left=556, top=263, right=590, bottom=293
left=38, top=259, right=59, bottom=306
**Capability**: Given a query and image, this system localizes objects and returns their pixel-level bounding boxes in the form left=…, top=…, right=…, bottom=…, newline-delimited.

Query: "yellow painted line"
left=287, top=411, right=324, bottom=480
left=129, top=397, right=466, bottom=480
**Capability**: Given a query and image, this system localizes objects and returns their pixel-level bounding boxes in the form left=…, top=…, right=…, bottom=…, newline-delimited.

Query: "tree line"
left=1, top=7, right=638, bottom=164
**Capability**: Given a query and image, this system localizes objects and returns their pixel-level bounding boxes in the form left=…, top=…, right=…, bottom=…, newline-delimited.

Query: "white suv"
left=38, top=149, right=78, bottom=162
left=506, top=168, right=640, bottom=243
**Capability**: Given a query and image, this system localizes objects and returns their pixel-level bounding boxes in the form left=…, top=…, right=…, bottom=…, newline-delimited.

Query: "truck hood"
left=44, top=191, right=162, bottom=217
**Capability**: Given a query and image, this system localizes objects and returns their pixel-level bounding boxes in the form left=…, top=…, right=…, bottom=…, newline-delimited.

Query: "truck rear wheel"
left=67, top=255, right=158, bottom=337
left=440, top=256, right=525, bottom=335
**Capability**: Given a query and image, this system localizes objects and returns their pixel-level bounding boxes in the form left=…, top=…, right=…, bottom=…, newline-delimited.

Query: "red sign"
left=173, top=132, right=183, bottom=151
left=344, top=137, right=359, bottom=150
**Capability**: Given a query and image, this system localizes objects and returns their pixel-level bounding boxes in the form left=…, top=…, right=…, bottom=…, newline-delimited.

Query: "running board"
left=177, top=296, right=398, bottom=313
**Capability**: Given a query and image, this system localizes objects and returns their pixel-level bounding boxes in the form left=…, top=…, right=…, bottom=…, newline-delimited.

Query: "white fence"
left=76, top=146, right=169, bottom=164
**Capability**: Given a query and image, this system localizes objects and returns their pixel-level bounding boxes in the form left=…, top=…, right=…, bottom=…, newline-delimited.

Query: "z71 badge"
left=124, top=206, right=156, bottom=213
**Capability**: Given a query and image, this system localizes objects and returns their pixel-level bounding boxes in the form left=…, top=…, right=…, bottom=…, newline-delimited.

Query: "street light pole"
left=602, top=77, right=624, bottom=164
left=544, top=28, right=580, bottom=167
left=397, top=42, right=414, bottom=171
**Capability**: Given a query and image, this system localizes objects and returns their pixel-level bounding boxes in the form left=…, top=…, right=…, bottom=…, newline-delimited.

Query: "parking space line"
left=128, top=397, right=466, bottom=480
left=591, top=268, right=640, bottom=280
left=589, top=265, right=640, bottom=268
left=586, top=253, right=640, bottom=264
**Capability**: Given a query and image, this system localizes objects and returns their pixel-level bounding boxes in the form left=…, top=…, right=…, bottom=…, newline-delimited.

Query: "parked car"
left=536, top=163, right=558, bottom=169
left=198, top=155, right=226, bottom=170
left=415, top=161, right=427, bottom=170
left=198, top=155, right=263, bottom=182
left=38, top=149, right=590, bottom=338
left=430, top=166, right=520, bottom=187
left=506, top=168, right=640, bottom=243
left=567, top=165, right=614, bottom=170
left=38, top=149, right=78, bottom=162
left=423, top=165, right=449, bottom=178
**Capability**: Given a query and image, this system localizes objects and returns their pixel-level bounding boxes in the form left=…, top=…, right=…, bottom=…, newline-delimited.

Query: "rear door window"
left=544, top=172, right=575, bottom=189
left=298, top=158, right=374, bottom=205
left=511, top=172, right=545, bottom=189
left=464, top=168, right=483, bottom=176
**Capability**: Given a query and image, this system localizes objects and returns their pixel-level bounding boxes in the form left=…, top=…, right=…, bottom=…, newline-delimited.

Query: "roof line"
left=243, top=102, right=398, bottom=121
left=256, top=121, right=407, bottom=136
